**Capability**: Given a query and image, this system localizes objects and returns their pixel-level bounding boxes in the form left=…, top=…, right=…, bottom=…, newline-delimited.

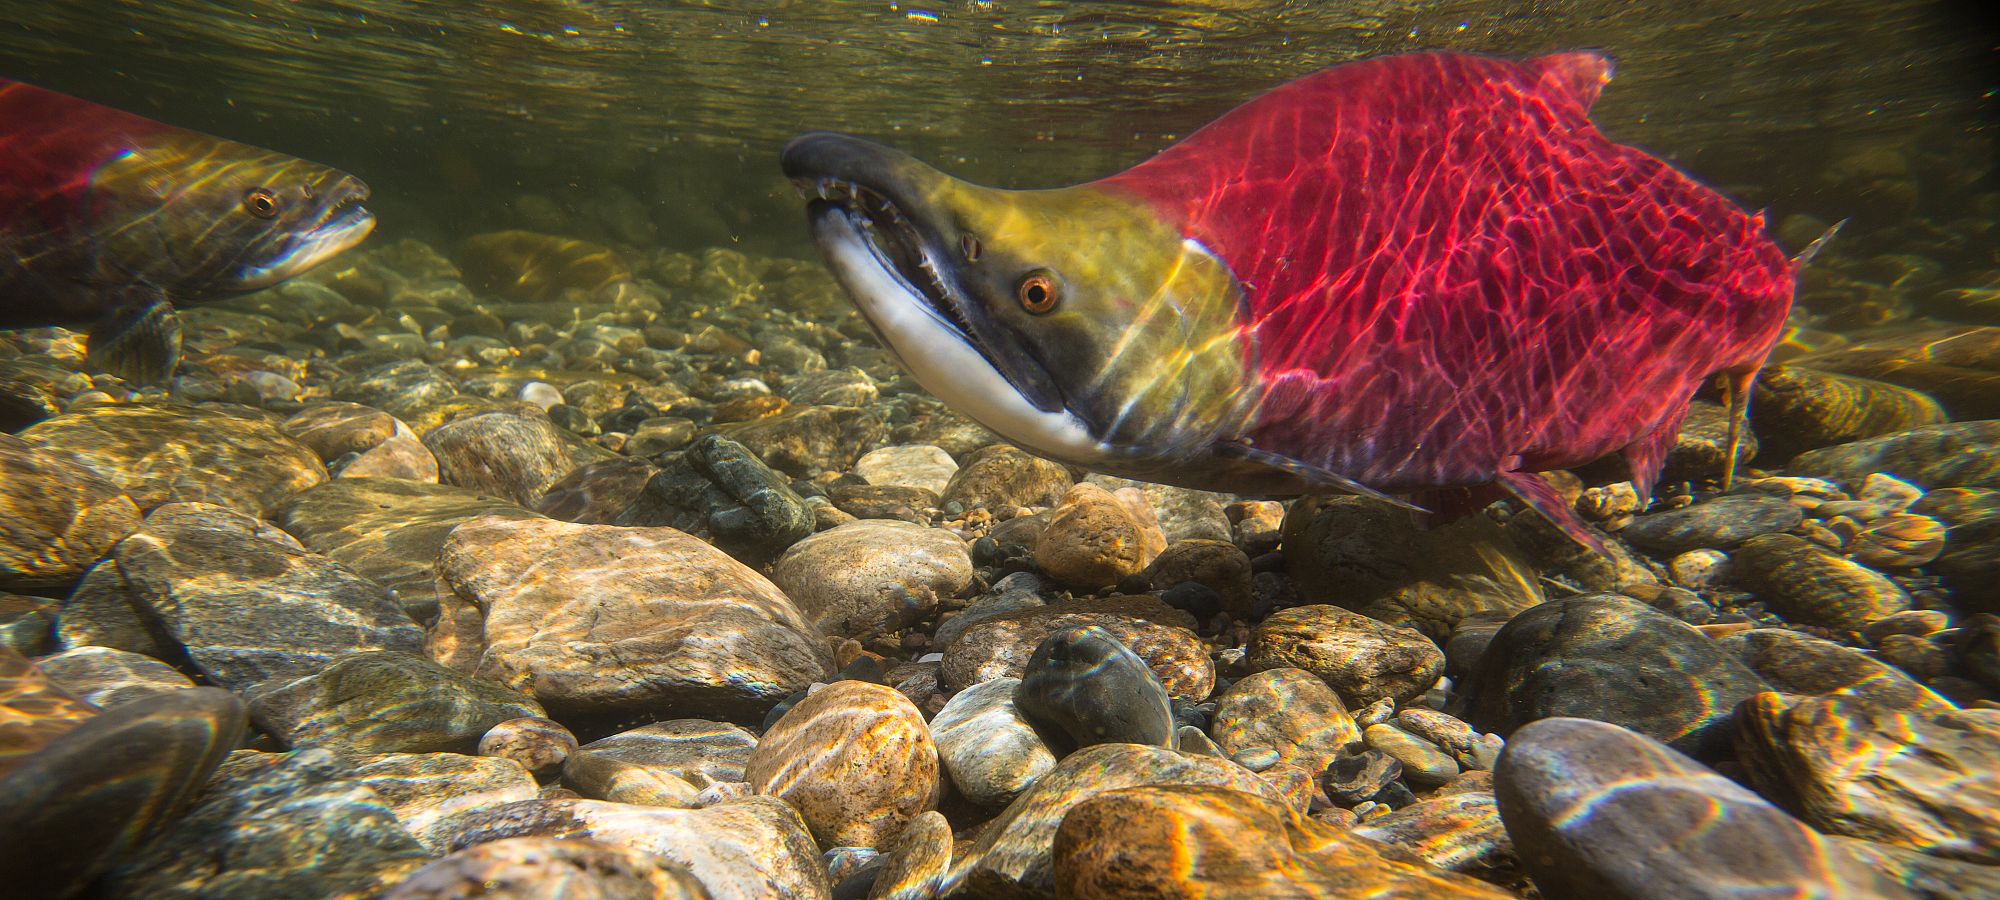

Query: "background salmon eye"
left=960, top=233, right=982, bottom=262
left=1018, top=270, right=1059, bottom=314
left=243, top=188, right=279, bottom=218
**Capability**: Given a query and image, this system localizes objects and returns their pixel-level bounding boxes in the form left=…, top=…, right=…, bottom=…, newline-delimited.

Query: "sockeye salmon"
left=782, top=51, right=1827, bottom=548
left=0, top=78, right=374, bottom=382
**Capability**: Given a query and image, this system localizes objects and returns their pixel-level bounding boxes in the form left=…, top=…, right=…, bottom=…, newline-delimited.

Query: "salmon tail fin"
left=85, top=294, right=182, bottom=385
left=1718, top=368, right=1758, bottom=492
left=1792, top=218, right=1846, bottom=268
left=1214, top=441, right=1428, bottom=513
left=1497, top=470, right=1611, bottom=555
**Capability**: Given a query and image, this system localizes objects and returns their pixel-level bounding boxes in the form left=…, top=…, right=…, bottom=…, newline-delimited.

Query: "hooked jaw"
left=782, top=133, right=1106, bottom=466
left=235, top=173, right=375, bottom=288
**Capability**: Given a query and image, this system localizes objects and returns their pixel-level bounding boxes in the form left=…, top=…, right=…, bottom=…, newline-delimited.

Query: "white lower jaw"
left=813, top=209, right=1106, bottom=467
left=235, top=210, right=376, bottom=289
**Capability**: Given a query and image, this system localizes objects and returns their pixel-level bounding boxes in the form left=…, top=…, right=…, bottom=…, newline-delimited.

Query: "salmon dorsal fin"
left=1528, top=51, right=1615, bottom=111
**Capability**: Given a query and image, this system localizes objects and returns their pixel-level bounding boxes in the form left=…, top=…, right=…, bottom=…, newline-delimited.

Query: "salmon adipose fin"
left=83, top=293, right=182, bottom=384
left=1214, top=441, right=1428, bottom=513
left=1497, top=470, right=1612, bottom=555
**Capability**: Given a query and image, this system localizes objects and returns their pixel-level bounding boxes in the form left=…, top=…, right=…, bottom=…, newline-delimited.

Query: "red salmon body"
left=1099, top=52, right=1796, bottom=498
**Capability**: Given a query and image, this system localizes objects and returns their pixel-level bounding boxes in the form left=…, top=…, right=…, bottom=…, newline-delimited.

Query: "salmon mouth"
left=797, top=177, right=981, bottom=350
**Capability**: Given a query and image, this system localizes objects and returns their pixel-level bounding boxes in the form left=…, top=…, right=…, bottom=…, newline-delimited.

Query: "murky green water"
left=4, top=0, right=1994, bottom=263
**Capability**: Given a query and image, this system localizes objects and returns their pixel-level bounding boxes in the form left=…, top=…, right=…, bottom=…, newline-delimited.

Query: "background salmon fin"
left=85, top=294, right=182, bottom=385
left=1213, top=441, right=1427, bottom=513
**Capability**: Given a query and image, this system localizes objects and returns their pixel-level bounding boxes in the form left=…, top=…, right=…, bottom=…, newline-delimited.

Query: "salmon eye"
left=960, top=234, right=982, bottom=262
left=243, top=188, right=279, bottom=219
left=1017, top=270, right=1060, bottom=314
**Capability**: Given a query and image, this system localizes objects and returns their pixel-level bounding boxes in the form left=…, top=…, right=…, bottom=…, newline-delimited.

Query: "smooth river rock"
left=1014, top=625, right=1176, bottom=753
left=1052, top=785, right=1512, bottom=898
left=1247, top=604, right=1445, bottom=709
left=928, top=677, right=1055, bottom=808
left=1495, top=717, right=1910, bottom=900
left=249, top=651, right=544, bottom=754
left=18, top=403, right=326, bottom=517
left=744, top=680, right=940, bottom=849
left=1211, top=666, right=1362, bottom=777
left=429, top=516, right=830, bottom=727
left=1459, top=593, right=1768, bottom=761
left=113, top=503, right=425, bottom=698
left=383, top=836, right=710, bottom=899
left=772, top=520, right=971, bottom=640
left=940, top=596, right=1211, bottom=701
left=0, top=434, right=142, bottom=591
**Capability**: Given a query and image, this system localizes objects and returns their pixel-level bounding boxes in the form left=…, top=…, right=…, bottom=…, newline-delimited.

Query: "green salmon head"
left=782, top=132, right=1255, bottom=476
left=89, top=130, right=374, bottom=294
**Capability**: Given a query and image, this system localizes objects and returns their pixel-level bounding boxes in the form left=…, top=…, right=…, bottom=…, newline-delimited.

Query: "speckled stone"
left=772, top=520, right=971, bottom=639
left=1084, top=476, right=1234, bottom=545
left=1736, top=692, right=1999, bottom=863
left=713, top=404, right=885, bottom=476
left=1790, top=420, right=2000, bottom=491
left=429, top=516, right=830, bottom=727
left=1495, top=717, right=1907, bottom=900
left=478, top=717, right=577, bottom=779
left=1282, top=496, right=1543, bottom=639
left=940, top=596, right=1212, bottom=701
left=1751, top=366, right=1948, bottom=461
left=866, top=809, right=950, bottom=900
left=745, top=680, right=939, bottom=849
left=827, top=484, right=935, bottom=523
left=346, top=752, right=540, bottom=853
left=612, top=435, right=815, bottom=565
left=533, top=457, right=658, bottom=524
left=0, top=594, right=53, bottom=656
left=854, top=445, right=958, bottom=495
left=114, top=503, right=425, bottom=698
left=249, top=651, right=544, bottom=754
left=33, top=645, right=193, bottom=709
left=1619, top=494, right=1804, bottom=553
left=929, top=677, right=1055, bottom=808
left=1051, top=785, right=1512, bottom=898
left=275, top=478, right=537, bottom=623
left=0, top=435, right=142, bottom=591
left=571, top=720, right=758, bottom=790
left=947, top=743, right=1285, bottom=896
left=1916, top=488, right=2000, bottom=613
left=1460, top=593, right=1769, bottom=761
left=1015, top=625, right=1176, bottom=753
left=1031, top=484, right=1167, bottom=592
left=381, top=836, right=710, bottom=899
left=1247, top=604, right=1445, bottom=709
left=0, top=686, right=245, bottom=899
left=1733, top=533, right=1912, bottom=629
left=1211, top=667, right=1361, bottom=777
left=937, top=445, right=1073, bottom=512
left=563, top=747, right=701, bottom=808
left=1365, top=723, right=1460, bottom=788
left=441, top=797, right=828, bottom=899
left=1143, top=539, right=1254, bottom=619
left=52, top=561, right=172, bottom=659
left=422, top=411, right=576, bottom=506
left=1352, top=790, right=1513, bottom=874
left=99, top=748, right=433, bottom=900
left=18, top=403, right=326, bottom=517
left=281, top=402, right=401, bottom=461
left=1718, top=628, right=1952, bottom=714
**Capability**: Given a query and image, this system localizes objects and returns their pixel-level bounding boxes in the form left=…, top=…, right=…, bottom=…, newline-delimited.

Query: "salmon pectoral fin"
left=85, top=294, right=182, bottom=385
left=1621, top=402, right=1692, bottom=505
left=1212, top=441, right=1428, bottom=513
left=1497, top=470, right=1612, bottom=555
